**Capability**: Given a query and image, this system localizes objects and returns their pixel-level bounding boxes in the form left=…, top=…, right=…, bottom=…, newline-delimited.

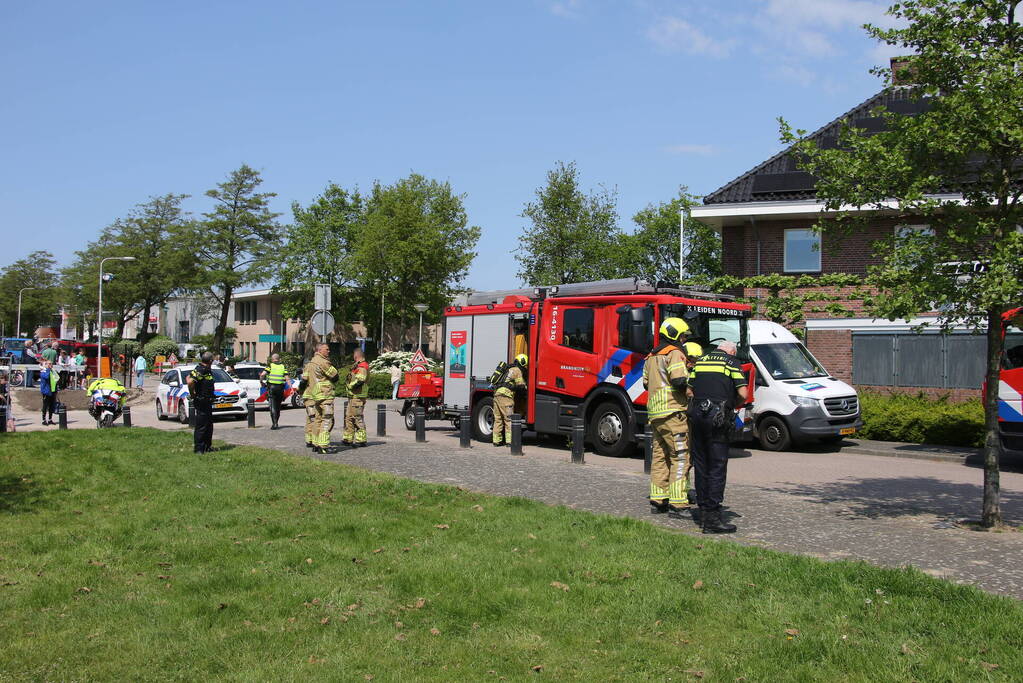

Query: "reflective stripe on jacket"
left=495, top=365, right=525, bottom=399
left=347, top=361, right=370, bottom=398
left=302, top=355, right=338, bottom=400
left=266, top=362, right=287, bottom=384
left=643, top=346, right=688, bottom=419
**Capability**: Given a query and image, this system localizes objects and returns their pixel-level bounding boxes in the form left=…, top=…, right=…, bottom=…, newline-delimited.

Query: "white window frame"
left=783, top=228, right=821, bottom=273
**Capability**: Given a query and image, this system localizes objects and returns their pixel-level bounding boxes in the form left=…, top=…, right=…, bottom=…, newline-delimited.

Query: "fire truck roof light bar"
left=462, top=277, right=734, bottom=306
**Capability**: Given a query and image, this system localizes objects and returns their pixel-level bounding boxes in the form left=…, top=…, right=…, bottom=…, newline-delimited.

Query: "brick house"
left=690, top=82, right=1021, bottom=400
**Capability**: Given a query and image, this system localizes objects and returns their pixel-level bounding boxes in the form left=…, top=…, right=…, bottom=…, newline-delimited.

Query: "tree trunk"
left=138, top=303, right=153, bottom=347
left=981, top=306, right=1004, bottom=528
left=116, top=316, right=126, bottom=340
left=213, top=288, right=232, bottom=355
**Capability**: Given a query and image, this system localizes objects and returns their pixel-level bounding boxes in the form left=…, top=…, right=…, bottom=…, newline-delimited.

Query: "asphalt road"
left=9, top=390, right=1023, bottom=599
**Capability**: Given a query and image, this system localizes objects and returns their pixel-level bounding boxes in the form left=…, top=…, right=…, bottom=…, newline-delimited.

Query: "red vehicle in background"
left=993, top=308, right=1023, bottom=461
left=426, top=278, right=754, bottom=456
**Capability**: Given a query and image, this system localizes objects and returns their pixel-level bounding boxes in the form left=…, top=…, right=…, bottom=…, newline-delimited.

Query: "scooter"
left=89, top=388, right=123, bottom=428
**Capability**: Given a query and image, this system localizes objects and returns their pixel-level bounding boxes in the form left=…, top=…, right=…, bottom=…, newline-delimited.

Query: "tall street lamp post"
left=17, top=287, right=35, bottom=337
left=414, top=304, right=428, bottom=351
left=97, top=256, right=136, bottom=377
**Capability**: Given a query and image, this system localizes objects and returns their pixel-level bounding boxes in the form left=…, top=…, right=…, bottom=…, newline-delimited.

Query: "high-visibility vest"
left=266, top=362, right=287, bottom=384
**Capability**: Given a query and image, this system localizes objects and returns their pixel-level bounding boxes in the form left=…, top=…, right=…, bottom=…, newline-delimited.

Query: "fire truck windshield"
left=659, top=304, right=749, bottom=360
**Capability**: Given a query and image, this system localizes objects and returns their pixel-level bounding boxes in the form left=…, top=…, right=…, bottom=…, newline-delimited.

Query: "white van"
left=745, top=320, right=862, bottom=451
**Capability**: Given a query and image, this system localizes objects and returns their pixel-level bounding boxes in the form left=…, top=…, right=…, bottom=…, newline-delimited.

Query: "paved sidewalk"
left=12, top=398, right=1023, bottom=599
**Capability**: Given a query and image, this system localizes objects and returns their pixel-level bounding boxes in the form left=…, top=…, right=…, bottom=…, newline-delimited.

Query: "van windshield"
left=753, top=343, right=827, bottom=380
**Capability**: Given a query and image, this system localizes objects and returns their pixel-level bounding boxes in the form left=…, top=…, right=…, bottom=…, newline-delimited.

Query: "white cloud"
left=663, top=143, right=717, bottom=156
left=549, top=0, right=582, bottom=18
left=646, top=16, right=733, bottom=58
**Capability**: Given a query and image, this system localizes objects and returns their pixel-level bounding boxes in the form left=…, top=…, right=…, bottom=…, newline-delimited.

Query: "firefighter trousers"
left=305, top=398, right=334, bottom=447
left=343, top=397, right=367, bottom=444
left=492, top=394, right=515, bottom=445
left=649, top=412, right=689, bottom=507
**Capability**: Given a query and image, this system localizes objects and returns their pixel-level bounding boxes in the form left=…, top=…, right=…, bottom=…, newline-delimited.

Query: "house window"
left=234, top=300, right=258, bottom=324
left=561, top=308, right=595, bottom=353
left=894, top=224, right=933, bottom=240
left=783, top=228, right=820, bottom=272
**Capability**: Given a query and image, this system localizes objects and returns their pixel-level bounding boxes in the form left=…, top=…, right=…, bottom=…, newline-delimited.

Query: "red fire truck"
left=435, top=278, right=754, bottom=456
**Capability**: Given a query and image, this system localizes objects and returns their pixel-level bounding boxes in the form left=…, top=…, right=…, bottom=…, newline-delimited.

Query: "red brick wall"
left=805, top=329, right=852, bottom=383
left=721, top=217, right=906, bottom=277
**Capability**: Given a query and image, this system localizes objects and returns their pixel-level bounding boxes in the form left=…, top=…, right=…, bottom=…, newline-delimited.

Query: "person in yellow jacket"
left=342, top=348, right=370, bottom=447
left=492, top=354, right=527, bottom=447
left=301, top=343, right=339, bottom=454
left=642, top=317, right=691, bottom=515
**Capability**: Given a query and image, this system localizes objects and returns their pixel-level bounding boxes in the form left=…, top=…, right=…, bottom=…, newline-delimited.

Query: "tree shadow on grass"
left=759, top=476, right=1023, bottom=526
left=0, top=473, right=49, bottom=513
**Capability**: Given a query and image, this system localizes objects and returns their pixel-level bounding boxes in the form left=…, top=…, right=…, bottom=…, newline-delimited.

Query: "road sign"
left=311, top=310, right=335, bottom=337
left=314, top=284, right=331, bottom=311
left=409, top=348, right=429, bottom=372
left=258, top=334, right=284, bottom=343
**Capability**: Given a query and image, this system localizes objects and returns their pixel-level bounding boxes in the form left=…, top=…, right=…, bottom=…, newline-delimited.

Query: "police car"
left=230, top=361, right=301, bottom=409
left=155, top=364, right=249, bottom=423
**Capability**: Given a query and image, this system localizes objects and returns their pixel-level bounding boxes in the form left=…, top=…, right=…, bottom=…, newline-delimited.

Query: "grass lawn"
left=1, top=430, right=1021, bottom=681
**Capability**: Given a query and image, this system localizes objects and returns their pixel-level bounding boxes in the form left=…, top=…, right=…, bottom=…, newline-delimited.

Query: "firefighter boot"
left=701, top=509, right=737, bottom=534
left=649, top=499, right=669, bottom=514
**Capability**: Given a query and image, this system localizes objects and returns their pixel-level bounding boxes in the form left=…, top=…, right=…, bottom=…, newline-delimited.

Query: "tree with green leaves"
left=516, top=161, right=624, bottom=286
left=0, top=251, right=59, bottom=337
left=275, top=183, right=364, bottom=325
left=62, top=194, right=194, bottom=342
left=192, top=164, right=282, bottom=352
left=628, top=187, right=722, bottom=284
left=780, top=0, right=1023, bottom=527
left=354, top=173, right=480, bottom=347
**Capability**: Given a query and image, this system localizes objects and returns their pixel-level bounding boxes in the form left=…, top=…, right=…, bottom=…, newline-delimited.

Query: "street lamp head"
left=119, top=256, right=136, bottom=261
left=414, top=304, right=428, bottom=313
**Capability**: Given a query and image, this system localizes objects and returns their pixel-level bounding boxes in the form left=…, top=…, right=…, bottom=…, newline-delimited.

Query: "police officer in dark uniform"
left=687, top=340, right=748, bottom=534
left=187, top=351, right=216, bottom=454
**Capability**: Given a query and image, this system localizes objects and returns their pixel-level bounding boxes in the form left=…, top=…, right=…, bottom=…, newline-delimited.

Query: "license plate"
left=840, top=427, right=856, bottom=436
left=215, top=402, right=232, bottom=409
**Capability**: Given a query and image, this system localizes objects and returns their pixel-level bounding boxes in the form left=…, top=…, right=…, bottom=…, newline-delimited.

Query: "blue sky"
left=0, top=0, right=902, bottom=291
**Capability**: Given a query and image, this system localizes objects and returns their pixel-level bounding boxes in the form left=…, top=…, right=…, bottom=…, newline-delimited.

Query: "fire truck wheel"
left=757, top=415, right=792, bottom=451
left=471, top=397, right=495, bottom=442
left=589, top=401, right=633, bottom=458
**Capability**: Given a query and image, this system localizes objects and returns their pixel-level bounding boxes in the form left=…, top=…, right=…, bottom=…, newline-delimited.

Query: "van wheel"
left=589, top=401, right=633, bottom=458
left=758, top=415, right=792, bottom=451
left=471, top=397, right=495, bottom=442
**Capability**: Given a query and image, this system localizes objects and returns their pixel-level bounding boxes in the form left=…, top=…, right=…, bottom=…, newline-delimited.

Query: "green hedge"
left=858, top=391, right=985, bottom=448
left=142, top=336, right=180, bottom=368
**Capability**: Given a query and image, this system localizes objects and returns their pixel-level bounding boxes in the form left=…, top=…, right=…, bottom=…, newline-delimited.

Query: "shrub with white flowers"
left=369, top=350, right=442, bottom=373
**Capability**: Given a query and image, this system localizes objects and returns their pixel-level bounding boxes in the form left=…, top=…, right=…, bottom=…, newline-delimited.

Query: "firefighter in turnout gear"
left=261, top=353, right=290, bottom=430
left=342, top=348, right=370, bottom=447
left=302, top=343, right=339, bottom=454
left=642, top=317, right=691, bottom=515
left=492, top=354, right=527, bottom=447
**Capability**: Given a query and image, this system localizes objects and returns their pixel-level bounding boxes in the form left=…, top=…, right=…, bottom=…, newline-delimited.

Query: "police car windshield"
left=753, top=343, right=827, bottom=380
left=232, top=367, right=263, bottom=380
left=210, top=368, right=234, bottom=383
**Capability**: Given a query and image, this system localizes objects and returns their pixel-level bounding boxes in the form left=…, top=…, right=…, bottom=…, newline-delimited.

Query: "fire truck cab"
left=441, top=278, right=753, bottom=456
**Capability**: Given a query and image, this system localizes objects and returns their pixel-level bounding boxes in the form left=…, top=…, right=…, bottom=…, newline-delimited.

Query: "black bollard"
left=246, top=398, right=256, bottom=428
left=123, top=405, right=132, bottom=428
left=188, top=403, right=196, bottom=428
left=571, top=417, right=584, bottom=464
left=0, top=405, right=7, bottom=433
left=643, top=422, right=653, bottom=475
left=415, top=406, right=426, bottom=443
left=459, top=408, right=471, bottom=448
left=376, top=403, right=386, bottom=437
left=58, top=403, right=68, bottom=430
left=510, top=413, right=523, bottom=456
